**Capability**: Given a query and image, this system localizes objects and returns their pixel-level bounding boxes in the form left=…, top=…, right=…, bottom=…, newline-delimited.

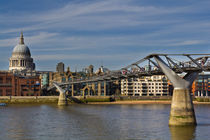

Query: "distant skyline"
left=0, top=0, right=210, bottom=71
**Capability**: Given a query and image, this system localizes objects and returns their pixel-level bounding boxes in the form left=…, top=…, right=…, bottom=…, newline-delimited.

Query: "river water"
left=0, top=104, right=210, bottom=140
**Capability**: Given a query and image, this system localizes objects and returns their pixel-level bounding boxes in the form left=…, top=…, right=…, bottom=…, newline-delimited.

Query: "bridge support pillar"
left=71, top=84, right=74, bottom=96
left=53, top=83, right=68, bottom=106
left=92, top=83, right=95, bottom=95
left=154, top=56, right=198, bottom=126
left=98, top=82, right=101, bottom=96
left=169, top=88, right=196, bottom=126
left=104, top=81, right=106, bottom=96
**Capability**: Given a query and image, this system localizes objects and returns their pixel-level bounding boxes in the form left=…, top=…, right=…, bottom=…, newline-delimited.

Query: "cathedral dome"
left=11, top=32, right=31, bottom=57
left=9, top=32, right=35, bottom=71
left=12, top=44, right=31, bottom=56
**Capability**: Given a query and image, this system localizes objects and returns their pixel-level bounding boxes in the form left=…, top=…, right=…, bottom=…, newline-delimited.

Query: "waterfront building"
left=192, top=74, right=210, bottom=97
left=49, top=66, right=78, bottom=87
left=40, top=73, right=49, bottom=88
left=0, top=71, right=41, bottom=96
left=121, top=75, right=169, bottom=96
left=0, top=71, right=16, bottom=96
left=81, top=80, right=120, bottom=96
left=17, top=75, right=41, bottom=96
left=9, top=32, right=35, bottom=71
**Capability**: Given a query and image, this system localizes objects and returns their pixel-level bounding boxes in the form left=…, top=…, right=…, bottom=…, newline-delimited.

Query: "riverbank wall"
left=0, top=96, right=210, bottom=104
left=0, top=96, right=58, bottom=104
left=113, top=95, right=172, bottom=101
left=0, top=96, right=111, bottom=104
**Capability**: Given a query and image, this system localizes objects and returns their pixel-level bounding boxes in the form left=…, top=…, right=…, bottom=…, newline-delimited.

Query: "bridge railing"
left=48, top=54, right=210, bottom=90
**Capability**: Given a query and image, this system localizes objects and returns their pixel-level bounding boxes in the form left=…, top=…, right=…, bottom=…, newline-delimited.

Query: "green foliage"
left=0, top=97, right=58, bottom=104
left=196, top=98, right=210, bottom=102
left=173, top=116, right=191, bottom=119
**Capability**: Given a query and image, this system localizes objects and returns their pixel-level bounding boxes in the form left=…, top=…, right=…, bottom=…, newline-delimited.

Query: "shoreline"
left=2, top=101, right=210, bottom=105
left=87, top=100, right=210, bottom=105
left=88, top=100, right=171, bottom=104
left=1, top=96, right=210, bottom=105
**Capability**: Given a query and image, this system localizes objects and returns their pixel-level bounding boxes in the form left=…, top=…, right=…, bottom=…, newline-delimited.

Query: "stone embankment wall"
left=0, top=96, right=209, bottom=104
left=195, top=97, right=210, bottom=102
left=113, top=95, right=172, bottom=101
left=70, top=96, right=112, bottom=103
left=0, top=96, right=58, bottom=104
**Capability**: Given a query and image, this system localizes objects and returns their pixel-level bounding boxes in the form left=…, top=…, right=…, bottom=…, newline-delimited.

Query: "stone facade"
left=49, top=67, right=77, bottom=87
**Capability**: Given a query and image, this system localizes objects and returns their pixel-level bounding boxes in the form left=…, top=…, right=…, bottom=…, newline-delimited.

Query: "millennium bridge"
left=49, top=53, right=210, bottom=95
left=51, top=53, right=210, bottom=126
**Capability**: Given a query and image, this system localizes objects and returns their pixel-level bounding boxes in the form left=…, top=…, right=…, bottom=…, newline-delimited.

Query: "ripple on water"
left=0, top=104, right=210, bottom=140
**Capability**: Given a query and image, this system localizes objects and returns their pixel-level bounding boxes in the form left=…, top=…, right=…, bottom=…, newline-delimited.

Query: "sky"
left=0, top=0, right=210, bottom=71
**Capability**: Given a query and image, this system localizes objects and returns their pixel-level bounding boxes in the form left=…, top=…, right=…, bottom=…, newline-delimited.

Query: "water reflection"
left=169, top=126, right=196, bottom=140
left=56, top=105, right=68, bottom=110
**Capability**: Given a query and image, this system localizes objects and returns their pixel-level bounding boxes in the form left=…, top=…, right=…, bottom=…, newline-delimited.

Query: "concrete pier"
left=53, top=83, right=68, bottom=106
left=154, top=56, right=198, bottom=126
left=58, top=91, right=68, bottom=106
left=169, top=89, right=196, bottom=126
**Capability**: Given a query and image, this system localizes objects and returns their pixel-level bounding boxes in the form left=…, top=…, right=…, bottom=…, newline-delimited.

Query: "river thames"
left=0, top=104, right=210, bottom=140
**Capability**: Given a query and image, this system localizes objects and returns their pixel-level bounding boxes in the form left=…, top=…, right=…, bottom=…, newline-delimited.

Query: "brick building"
left=0, top=71, right=16, bottom=96
left=0, top=71, right=41, bottom=96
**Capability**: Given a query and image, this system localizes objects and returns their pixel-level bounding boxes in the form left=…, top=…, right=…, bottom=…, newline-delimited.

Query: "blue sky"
left=0, top=0, right=209, bottom=71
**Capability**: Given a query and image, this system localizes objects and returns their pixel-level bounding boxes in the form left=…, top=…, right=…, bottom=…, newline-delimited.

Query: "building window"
left=0, top=89, right=3, bottom=96
left=34, top=89, right=39, bottom=91
left=0, top=78, right=3, bottom=84
left=62, top=77, right=66, bottom=82
left=6, top=78, right=12, bottom=84
left=6, top=89, right=12, bottom=96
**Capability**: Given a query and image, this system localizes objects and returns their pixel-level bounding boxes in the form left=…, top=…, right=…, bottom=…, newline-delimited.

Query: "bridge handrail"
left=48, top=53, right=210, bottom=90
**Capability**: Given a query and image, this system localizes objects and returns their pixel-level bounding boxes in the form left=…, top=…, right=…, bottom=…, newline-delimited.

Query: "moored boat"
left=0, top=103, right=7, bottom=106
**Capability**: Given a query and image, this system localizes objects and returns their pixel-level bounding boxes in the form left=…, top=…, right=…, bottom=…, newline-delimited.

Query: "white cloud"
left=0, top=32, right=58, bottom=47
left=0, top=38, right=17, bottom=47
left=33, top=53, right=144, bottom=61
left=0, top=0, right=201, bottom=33
left=168, top=40, right=206, bottom=46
